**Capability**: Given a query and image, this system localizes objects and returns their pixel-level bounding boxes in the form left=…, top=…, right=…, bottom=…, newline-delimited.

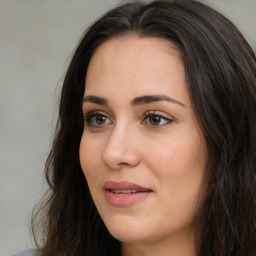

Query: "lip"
left=103, top=180, right=153, bottom=207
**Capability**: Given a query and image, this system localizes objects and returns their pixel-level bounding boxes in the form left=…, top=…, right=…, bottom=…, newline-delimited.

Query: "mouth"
left=103, top=180, right=153, bottom=207
left=110, top=189, right=138, bottom=194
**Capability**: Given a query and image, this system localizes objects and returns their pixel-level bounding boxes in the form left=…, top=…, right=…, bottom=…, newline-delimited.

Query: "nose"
left=102, top=124, right=140, bottom=170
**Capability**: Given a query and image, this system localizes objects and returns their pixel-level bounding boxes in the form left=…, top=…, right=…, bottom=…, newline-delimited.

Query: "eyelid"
left=83, top=109, right=111, bottom=119
left=83, top=104, right=113, bottom=118
left=143, top=110, right=174, bottom=119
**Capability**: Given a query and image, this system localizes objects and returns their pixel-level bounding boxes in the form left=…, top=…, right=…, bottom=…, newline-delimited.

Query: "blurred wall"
left=0, top=0, right=255, bottom=255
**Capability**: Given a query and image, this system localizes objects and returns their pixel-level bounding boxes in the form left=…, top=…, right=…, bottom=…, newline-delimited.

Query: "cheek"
left=145, top=133, right=206, bottom=203
left=147, top=135, right=205, bottom=175
left=79, top=134, right=101, bottom=181
left=79, top=134, right=106, bottom=210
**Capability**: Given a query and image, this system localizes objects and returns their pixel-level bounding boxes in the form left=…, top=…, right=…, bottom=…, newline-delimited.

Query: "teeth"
left=111, top=189, right=138, bottom=194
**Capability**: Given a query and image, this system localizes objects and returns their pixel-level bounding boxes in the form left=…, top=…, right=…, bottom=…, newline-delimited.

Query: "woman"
left=16, top=0, right=256, bottom=255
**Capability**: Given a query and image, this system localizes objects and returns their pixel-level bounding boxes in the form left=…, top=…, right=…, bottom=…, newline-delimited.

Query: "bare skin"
left=80, top=36, right=206, bottom=256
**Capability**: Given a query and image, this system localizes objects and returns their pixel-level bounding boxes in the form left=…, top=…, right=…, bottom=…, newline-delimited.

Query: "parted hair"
left=32, top=1, right=256, bottom=256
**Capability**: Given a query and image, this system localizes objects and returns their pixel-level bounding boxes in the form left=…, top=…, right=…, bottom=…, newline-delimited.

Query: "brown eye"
left=142, top=113, right=173, bottom=127
left=96, top=115, right=107, bottom=125
left=149, top=116, right=162, bottom=125
left=84, top=112, right=112, bottom=127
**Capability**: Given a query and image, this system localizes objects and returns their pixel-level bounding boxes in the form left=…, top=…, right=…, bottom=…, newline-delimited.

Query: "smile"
left=104, top=181, right=152, bottom=207
left=110, top=189, right=138, bottom=194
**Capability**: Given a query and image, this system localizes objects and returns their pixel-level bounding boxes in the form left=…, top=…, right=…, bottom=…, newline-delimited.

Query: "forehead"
left=92, top=35, right=182, bottom=58
left=87, top=35, right=183, bottom=73
left=84, top=36, right=190, bottom=106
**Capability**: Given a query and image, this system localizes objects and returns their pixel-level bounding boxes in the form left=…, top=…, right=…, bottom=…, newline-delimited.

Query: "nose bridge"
left=102, top=121, right=139, bottom=169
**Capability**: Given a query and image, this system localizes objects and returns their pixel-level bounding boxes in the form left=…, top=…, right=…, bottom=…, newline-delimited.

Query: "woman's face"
left=80, top=36, right=207, bottom=246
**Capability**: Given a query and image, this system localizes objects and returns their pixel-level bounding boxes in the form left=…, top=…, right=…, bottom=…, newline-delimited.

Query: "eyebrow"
left=82, top=95, right=108, bottom=105
left=82, top=94, right=185, bottom=107
left=131, top=95, right=186, bottom=107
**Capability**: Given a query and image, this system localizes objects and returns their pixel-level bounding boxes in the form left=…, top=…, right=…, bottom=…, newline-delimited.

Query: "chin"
left=109, top=228, right=148, bottom=244
left=103, top=215, right=152, bottom=243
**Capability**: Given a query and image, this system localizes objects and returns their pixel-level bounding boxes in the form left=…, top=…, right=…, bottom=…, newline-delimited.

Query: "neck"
left=121, top=229, right=197, bottom=256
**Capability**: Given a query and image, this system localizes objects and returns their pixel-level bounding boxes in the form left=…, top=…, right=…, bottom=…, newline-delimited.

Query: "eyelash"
left=142, top=111, right=174, bottom=126
left=84, top=111, right=111, bottom=127
left=83, top=110, right=174, bottom=128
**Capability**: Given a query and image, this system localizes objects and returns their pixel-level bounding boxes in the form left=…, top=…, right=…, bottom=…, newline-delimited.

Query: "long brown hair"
left=32, top=1, right=256, bottom=255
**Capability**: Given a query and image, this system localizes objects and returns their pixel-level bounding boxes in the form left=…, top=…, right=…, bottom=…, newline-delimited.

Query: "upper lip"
left=104, top=180, right=152, bottom=192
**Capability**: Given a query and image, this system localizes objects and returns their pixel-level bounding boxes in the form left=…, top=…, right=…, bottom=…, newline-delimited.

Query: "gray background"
left=0, top=0, right=255, bottom=255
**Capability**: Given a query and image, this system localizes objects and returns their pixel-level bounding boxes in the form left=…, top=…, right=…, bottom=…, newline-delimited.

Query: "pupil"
left=150, top=116, right=160, bottom=125
left=96, top=115, right=106, bottom=124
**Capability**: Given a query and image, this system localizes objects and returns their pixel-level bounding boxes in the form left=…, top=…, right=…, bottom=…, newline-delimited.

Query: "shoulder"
left=11, top=249, right=40, bottom=256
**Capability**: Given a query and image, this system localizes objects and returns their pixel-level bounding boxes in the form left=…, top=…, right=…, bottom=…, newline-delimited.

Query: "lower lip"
left=105, top=190, right=152, bottom=207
